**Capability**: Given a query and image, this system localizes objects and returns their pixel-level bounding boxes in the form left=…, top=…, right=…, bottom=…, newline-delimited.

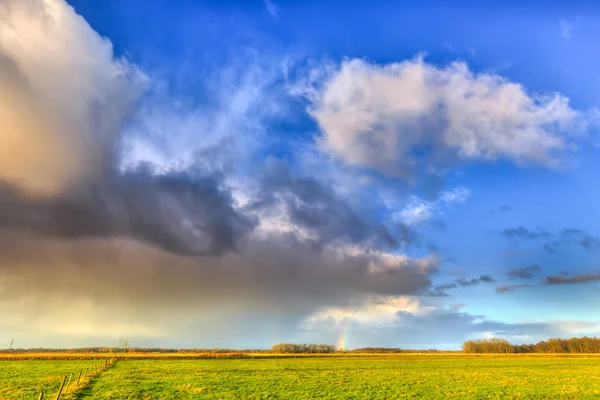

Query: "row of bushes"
left=463, top=337, right=600, bottom=353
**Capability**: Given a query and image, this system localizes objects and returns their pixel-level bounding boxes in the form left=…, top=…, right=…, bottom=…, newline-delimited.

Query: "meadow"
left=3, top=354, right=600, bottom=399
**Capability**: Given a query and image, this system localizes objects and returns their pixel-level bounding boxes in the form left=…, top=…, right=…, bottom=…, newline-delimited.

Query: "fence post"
left=54, top=376, right=67, bottom=400
left=64, top=373, right=72, bottom=393
left=38, top=389, right=44, bottom=400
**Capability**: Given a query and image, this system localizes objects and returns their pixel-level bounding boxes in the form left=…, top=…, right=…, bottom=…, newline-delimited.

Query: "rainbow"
left=336, top=318, right=351, bottom=350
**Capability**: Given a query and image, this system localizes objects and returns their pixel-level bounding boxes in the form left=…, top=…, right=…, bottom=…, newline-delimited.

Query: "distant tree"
left=118, top=338, right=130, bottom=353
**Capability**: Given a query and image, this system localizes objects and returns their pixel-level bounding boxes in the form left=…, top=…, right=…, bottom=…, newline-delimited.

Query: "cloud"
left=0, top=167, right=255, bottom=256
left=299, top=55, right=586, bottom=181
left=544, top=229, right=600, bottom=253
left=497, top=269, right=600, bottom=292
left=0, top=0, right=144, bottom=196
left=264, top=0, right=278, bottom=19
left=395, top=187, right=470, bottom=225
left=502, top=227, right=600, bottom=253
left=507, top=265, right=541, bottom=279
left=0, top=231, right=438, bottom=346
left=303, top=303, right=600, bottom=348
left=559, top=17, right=582, bottom=39
left=496, top=284, right=531, bottom=294
left=121, top=47, right=286, bottom=173
left=486, top=204, right=512, bottom=214
left=501, top=226, right=552, bottom=240
left=247, top=159, right=400, bottom=250
left=0, top=0, right=447, bottom=347
left=544, top=272, right=600, bottom=285
left=457, top=275, right=495, bottom=286
left=430, top=275, right=495, bottom=296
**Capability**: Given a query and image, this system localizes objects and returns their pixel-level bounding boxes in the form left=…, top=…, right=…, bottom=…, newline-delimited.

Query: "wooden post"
left=55, top=376, right=67, bottom=400
left=77, top=370, right=82, bottom=385
left=38, top=389, right=44, bottom=400
left=64, top=374, right=72, bottom=393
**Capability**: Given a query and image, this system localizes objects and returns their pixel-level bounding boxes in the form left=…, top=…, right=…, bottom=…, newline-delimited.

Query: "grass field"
left=3, top=354, right=600, bottom=399
left=0, top=359, right=107, bottom=399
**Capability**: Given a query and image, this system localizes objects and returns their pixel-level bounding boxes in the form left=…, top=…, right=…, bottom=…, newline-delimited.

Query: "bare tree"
left=118, top=337, right=130, bottom=353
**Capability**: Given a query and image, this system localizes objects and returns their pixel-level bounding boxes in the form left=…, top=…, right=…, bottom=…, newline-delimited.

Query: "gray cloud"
left=544, top=272, right=600, bottom=285
left=0, top=166, right=254, bottom=256
left=502, top=226, right=600, bottom=253
left=0, top=231, right=437, bottom=347
left=457, top=275, right=495, bottom=286
left=496, top=284, right=531, bottom=294
left=501, top=226, right=552, bottom=240
left=249, top=159, right=399, bottom=250
left=496, top=269, right=600, bottom=292
left=429, top=275, right=495, bottom=296
left=543, top=229, right=600, bottom=253
left=507, top=265, right=541, bottom=279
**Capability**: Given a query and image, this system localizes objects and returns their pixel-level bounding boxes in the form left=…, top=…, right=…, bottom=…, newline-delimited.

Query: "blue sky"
left=1, top=0, right=600, bottom=349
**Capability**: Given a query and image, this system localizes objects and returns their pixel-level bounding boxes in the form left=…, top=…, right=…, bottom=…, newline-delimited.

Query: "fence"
left=37, top=359, right=115, bottom=400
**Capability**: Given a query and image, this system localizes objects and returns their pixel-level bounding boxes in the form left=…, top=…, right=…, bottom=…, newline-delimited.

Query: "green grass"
left=0, top=360, right=102, bottom=399
left=4, top=355, right=600, bottom=399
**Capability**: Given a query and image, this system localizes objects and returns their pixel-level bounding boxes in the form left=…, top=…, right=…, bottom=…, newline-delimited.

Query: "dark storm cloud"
left=0, top=165, right=255, bottom=256
left=507, top=265, right=541, bottom=279
left=0, top=229, right=438, bottom=345
left=544, top=272, right=600, bottom=285
left=249, top=158, right=400, bottom=250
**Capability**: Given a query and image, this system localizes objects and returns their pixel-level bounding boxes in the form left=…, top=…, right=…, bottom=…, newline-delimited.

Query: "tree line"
left=350, top=348, right=440, bottom=353
left=463, top=337, right=600, bottom=353
left=0, top=347, right=261, bottom=353
left=271, top=343, right=336, bottom=353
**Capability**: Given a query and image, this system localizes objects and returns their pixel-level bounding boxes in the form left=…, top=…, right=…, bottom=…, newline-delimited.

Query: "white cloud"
left=0, top=0, right=144, bottom=196
left=264, top=0, right=278, bottom=19
left=559, top=17, right=582, bottom=39
left=120, top=56, right=285, bottom=173
left=301, top=55, right=585, bottom=180
left=396, top=187, right=471, bottom=225
left=307, top=295, right=432, bottom=326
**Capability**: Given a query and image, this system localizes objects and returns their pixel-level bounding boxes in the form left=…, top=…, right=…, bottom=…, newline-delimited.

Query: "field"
left=3, top=354, right=600, bottom=399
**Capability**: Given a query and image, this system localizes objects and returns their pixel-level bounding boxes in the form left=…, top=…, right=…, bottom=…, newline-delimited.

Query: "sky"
left=1, top=0, right=600, bottom=350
